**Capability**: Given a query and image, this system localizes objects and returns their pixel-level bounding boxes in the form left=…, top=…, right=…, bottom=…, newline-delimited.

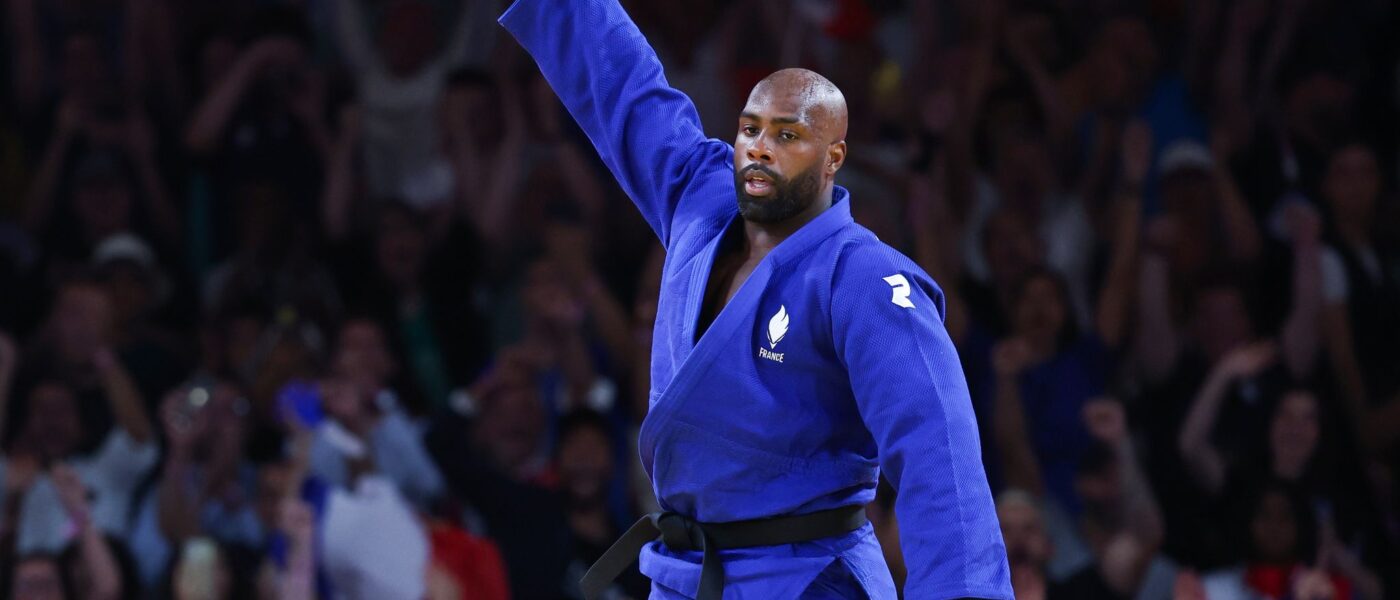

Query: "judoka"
left=499, top=0, right=1012, bottom=598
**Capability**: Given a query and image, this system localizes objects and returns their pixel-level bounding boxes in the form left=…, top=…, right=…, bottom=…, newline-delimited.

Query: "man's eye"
left=742, top=126, right=758, bottom=136
left=780, top=131, right=797, bottom=141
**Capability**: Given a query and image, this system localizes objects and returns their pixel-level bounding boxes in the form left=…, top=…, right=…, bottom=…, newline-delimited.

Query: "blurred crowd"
left=0, top=0, right=1397, bottom=598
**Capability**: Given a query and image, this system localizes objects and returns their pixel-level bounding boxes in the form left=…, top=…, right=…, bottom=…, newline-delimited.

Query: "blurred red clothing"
left=428, top=521, right=511, bottom=600
left=1244, top=563, right=1351, bottom=600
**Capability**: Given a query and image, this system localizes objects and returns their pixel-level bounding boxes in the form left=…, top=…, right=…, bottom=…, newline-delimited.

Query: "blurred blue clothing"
left=501, top=0, right=1012, bottom=597
left=970, top=334, right=1110, bottom=515
left=128, top=465, right=264, bottom=588
left=309, top=397, right=445, bottom=509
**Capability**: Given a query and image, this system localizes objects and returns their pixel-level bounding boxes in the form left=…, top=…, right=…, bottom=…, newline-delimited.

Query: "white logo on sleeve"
left=883, top=274, right=916, bottom=308
left=759, top=305, right=788, bottom=363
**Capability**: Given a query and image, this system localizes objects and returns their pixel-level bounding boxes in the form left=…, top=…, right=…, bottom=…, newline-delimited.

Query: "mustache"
left=739, top=164, right=781, bottom=181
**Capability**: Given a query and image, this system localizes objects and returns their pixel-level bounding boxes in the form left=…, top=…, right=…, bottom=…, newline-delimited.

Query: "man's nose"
left=746, top=138, right=772, bottom=163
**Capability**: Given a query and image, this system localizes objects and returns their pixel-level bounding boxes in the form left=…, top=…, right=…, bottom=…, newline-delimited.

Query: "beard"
left=735, top=162, right=822, bottom=224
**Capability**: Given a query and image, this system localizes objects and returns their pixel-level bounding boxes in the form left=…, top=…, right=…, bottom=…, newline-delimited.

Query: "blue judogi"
left=500, top=1, right=1012, bottom=598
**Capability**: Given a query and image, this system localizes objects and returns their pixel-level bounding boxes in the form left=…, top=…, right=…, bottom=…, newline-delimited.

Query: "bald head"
left=733, top=68, right=849, bottom=225
left=748, top=68, right=848, bottom=143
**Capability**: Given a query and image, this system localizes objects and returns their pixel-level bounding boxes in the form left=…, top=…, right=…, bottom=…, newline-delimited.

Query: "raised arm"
left=1083, top=399, right=1164, bottom=596
left=833, top=244, right=1012, bottom=599
left=1177, top=342, right=1275, bottom=495
left=53, top=465, right=121, bottom=600
left=1278, top=204, right=1322, bottom=378
left=1096, top=121, right=1149, bottom=348
left=156, top=388, right=205, bottom=544
left=322, top=104, right=362, bottom=242
left=185, top=38, right=302, bottom=154
left=94, top=348, right=153, bottom=444
left=23, top=100, right=85, bottom=234
left=990, top=338, right=1045, bottom=497
left=1134, top=226, right=1182, bottom=383
left=498, top=0, right=729, bottom=248
left=125, top=114, right=182, bottom=246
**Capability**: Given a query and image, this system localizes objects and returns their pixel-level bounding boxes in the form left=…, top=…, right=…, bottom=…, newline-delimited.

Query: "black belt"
left=580, top=505, right=868, bottom=600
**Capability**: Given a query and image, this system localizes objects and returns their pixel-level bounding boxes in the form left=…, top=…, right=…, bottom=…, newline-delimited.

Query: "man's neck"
left=740, top=187, right=834, bottom=260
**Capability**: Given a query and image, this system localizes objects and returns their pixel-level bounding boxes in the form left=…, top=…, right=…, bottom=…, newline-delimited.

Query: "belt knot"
left=654, top=512, right=702, bottom=551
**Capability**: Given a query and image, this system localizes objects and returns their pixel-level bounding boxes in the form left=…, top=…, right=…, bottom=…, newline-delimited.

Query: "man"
left=500, top=1, right=1011, bottom=598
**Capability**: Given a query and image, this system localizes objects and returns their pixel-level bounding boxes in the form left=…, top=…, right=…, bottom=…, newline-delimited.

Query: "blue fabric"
left=801, top=559, right=871, bottom=599
left=500, top=1, right=1012, bottom=597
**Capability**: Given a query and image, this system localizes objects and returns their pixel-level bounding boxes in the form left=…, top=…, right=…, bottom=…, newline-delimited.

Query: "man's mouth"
left=743, top=170, right=776, bottom=197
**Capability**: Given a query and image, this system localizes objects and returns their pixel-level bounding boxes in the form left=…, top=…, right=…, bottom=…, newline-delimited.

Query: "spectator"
left=127, top=383, right=258, bottom=589
left=91, top=233, right=188, bottom=405
left=324, top=199, right=488, bottom=411
left=556, top=409, right=646, bottom=599
left=331, top=0, right=494, bottom=210
left=1180, top=369, right=1385, bottom=594
left=1317, top=143, right=1400, bottom=452
left=998, top=489, right=1122, bottom=600
left=960, top=123, right=1097, bottom=326
left=23, top=114, right=179, bottom=281
left=1200, top=479, right=1380, bottom=600
left=988, top=268, right=1113, bottom=512
left=309, top=371, right=445, bottom=510
left=4, top=373, right=154, bottom=555
left=1151, top=139, right=1263, bottom=287
left=427, top=353, right=571, bottom=600
left=997, top=397, right=1164, bottom=599
left=184, top=28, right=329, bottom=265
left=3, top=280, right=156, bottom=554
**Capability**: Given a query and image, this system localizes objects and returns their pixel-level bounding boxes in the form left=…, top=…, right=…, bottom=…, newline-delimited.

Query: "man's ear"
left=827, top=140, right=847, bottom=175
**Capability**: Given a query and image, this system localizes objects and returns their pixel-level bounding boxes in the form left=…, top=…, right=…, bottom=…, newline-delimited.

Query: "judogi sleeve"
left=499, top=0, right=726, bottom=248
left=831, top=244, right=1013, bottom=600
